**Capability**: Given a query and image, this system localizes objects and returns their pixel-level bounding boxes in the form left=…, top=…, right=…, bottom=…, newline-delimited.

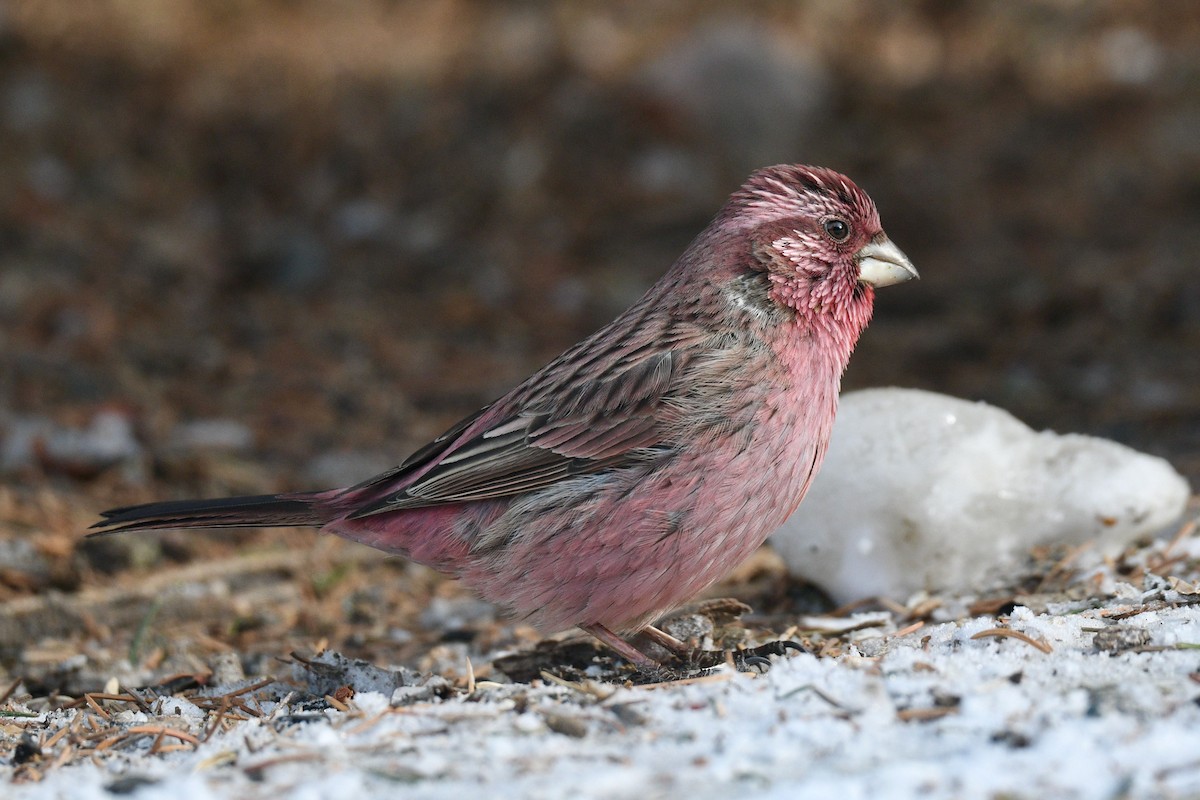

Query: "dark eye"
left=823, top=218, right=850, bottom=242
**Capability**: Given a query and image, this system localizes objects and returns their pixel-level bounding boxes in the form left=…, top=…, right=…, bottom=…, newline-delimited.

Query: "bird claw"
left=732, top=639, right=806, bottom=673
left=749, top=639, right=806, bottom=657
left=736, top=654, right=773, bottom=673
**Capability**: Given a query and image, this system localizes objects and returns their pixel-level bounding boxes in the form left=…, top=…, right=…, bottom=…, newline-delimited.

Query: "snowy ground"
left=5, top=522, right=1200, bottom=800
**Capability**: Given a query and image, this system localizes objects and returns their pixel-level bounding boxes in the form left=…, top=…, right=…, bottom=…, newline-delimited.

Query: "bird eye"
left=823, top=218, right=850, bottom=242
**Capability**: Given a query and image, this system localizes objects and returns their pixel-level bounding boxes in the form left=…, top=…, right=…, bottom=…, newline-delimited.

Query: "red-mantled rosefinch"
left=92, top=165, right=917, bottom=669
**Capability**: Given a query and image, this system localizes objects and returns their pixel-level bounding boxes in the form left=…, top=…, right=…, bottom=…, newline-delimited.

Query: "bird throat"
left=768, top=272, right=875, bottom=372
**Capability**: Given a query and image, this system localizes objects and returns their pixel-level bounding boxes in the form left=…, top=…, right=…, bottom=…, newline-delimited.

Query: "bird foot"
left=666, top=639, right=805, bottom=674
left=729, top=639, right=807, bottom=673
left=639, top=624, right=805, bottom=673
left=583, top=623, right=805, bottom=680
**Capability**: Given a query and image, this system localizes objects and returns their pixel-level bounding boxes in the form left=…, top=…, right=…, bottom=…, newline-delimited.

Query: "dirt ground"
left=0, top=0, right=1198, bottom=776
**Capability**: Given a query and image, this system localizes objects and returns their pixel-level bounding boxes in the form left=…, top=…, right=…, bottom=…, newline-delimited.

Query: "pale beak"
left=856, top=237, right=919, bottom=288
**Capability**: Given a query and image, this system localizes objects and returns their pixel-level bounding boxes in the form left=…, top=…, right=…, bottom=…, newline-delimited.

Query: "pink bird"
left=92, top=165, right=917, bottom=670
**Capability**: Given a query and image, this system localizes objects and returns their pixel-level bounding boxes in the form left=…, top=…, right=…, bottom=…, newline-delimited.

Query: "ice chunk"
left=770, top=388, right=1191, bottom=602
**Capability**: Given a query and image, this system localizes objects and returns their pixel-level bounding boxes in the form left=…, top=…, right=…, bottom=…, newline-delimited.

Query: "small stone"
left=1092, top=627, right=1152, bottom=654
left=541, top=710, right=588, bottom=738
left=332, top=199, right=393, bottom=243
left=166, top=419, right=254, bottom=455
left=209, top=652, right=246, bottom=687
left=419, top=596, right=497, bottom=632
left=296, top=650, right=422, bottom=697
left=304, top=450, right=396, bottom=487
left=635, top=20, right=829, bottom=173
left=35, top=410, right=141, bottom=478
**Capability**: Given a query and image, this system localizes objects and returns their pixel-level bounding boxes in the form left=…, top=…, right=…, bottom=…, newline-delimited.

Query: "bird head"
left=719, top=165, right=917, bottom=348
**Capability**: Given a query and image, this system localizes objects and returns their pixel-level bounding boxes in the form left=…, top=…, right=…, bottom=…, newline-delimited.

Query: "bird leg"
left=579, top=623, right=665, bottom=672
left=639, top=624, right=695, bottom=658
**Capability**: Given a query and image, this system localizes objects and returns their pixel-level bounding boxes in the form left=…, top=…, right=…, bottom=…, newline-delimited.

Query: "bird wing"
left=345, top=338, right=696, bottom=519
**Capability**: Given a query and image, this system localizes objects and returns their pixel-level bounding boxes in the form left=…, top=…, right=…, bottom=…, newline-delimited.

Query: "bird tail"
left=89, top=493, right=326, bottom=536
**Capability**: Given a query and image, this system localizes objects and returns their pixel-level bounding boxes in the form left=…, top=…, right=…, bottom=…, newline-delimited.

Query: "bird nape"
left=91, top=164, right=917, bottom=674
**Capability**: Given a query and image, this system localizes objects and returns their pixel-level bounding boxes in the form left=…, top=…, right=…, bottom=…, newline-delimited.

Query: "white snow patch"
left=771, top=388, right=1191, bottom=602
left=7, top=564, right=1200, bottom=800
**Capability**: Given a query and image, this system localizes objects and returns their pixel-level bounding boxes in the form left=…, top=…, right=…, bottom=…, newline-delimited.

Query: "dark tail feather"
left=89, top=493, right=325, bottom=536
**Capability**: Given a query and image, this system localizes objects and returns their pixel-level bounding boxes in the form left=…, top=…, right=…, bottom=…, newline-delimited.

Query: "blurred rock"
left=561, top=10, right=636, bottom=79
left=1, top=410, right=141, bottom=478
left=548, top=276, right=588, bottom=315
left=0, top=414, right=50, bottom=474
left=26, top=154, right=73, bottom=201
left=77, top=533, right=159, bottom=575
left=1152, top=107, right=1200, bottom=164
left=304, top=450, right=396, bottom=487
left=393, top=211, right=449, bottom=256
left=332, top=198, right=394, bottom=244
left=475, top=6, right=557, bottom=81
left=629, top=146, right=715, bottom=201
left=419, top=595, right=497, bottom=633
left=295, top=650, right=422, bottom=697
left=501, top=137, right=547, bottom=197
left=0, top=537, right=52, bottom=591
left=166, top=419, right=255, bottom=455
left=2, top=68, right=57, bottom=133
left=1099, top=27, right=1163, bottom=86
left=635, top=20, right=830, bottom=172
left=38, top=409, right=140, bottom=478
left=391, top=674, right=453, bottom=706
left=235, top=224, right=328, bottom=290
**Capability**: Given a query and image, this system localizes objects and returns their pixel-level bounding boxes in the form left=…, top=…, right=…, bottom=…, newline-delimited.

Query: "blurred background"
left=0, top=1, right=1197, bottom=683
